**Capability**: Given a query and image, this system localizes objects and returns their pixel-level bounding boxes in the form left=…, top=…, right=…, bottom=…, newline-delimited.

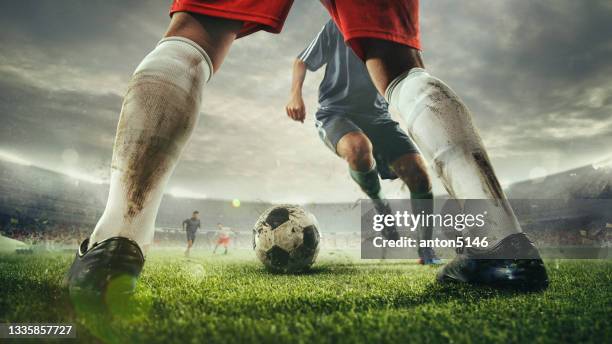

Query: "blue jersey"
left=298, top=20, right=389, bottom=115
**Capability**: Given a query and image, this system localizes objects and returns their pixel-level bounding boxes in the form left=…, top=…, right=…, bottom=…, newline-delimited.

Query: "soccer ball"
left=253, top=205, right=321, bottom=272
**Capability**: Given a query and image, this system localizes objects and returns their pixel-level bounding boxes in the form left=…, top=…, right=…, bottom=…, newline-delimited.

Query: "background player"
left=183, top=211, right=201, bottom=257
left=213, top=223, right=232, bottom=255
left=65, top=0, right=548, bottom=301
left=286, top=20, right=440, bottom=264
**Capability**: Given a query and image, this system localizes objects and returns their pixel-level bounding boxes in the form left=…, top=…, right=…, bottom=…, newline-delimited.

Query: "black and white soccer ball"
left=253, top=205, right=321, bottom=273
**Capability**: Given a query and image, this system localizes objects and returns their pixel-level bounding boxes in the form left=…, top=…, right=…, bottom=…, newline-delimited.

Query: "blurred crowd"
left=1, top=216, right=610, bottom=250
left=1, top=220, right=88, bottom=249
left=525, top=227, right=611, bottom=247
left=154, top=228, right=364, bottom=249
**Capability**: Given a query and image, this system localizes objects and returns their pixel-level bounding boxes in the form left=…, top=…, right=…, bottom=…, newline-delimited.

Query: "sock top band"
left=410, top=191, right=434, bottom=199
left=158, top=36, right=214, bottom=83
left=384, top=67, right=428, bottom=103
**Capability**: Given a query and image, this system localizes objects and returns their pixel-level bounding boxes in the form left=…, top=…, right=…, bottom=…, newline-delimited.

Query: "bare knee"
left=337, top=132, right=375, bottom=171
left=391, top=153, right=432, bottom=194
left=165, top=12, right=242, bottom=71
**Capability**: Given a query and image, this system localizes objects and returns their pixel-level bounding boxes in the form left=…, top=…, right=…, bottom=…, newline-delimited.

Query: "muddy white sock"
left=89, top=37, right=212, bottom=251
left=386, top=68, right=521, bottom=245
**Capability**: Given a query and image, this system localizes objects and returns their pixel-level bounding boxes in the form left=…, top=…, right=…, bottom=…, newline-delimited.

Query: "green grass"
left=0, top=249, right=610, bottom=343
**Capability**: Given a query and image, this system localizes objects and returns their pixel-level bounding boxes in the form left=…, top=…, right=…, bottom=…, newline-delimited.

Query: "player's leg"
left=370, top=43, right=546, bottom=289
left=64, top=12, right=243, bottom=300
left=336, top=5, right=522, bottom=246
left=322, top=0, right=547, bottom=289
left=368, top=42, right=524, bottom=243
left=187, top=231, right=196, bottom=256
left=336, top=132, right=380, bottom=198
left=389, top=153, right=430, bottom=196
left=371, top=35, right=548, bottom=290
left=82, top=0, right=295, bottom=261
left=336, top=131, right=400, bottom=241
left=316, top=114, right=386, bottom=208
left=390, top=153, right=441, bottom=264
left=186, top=237, right=192, bottom=256
left=316, top=113, right=397, bottom=240
left=338, top=131, right=398, bottom=226
left=191, top=233, right=196, bottom=254
left=89, top=13, right=241, bottom=250
left=361, top=116, right=440, bottom=264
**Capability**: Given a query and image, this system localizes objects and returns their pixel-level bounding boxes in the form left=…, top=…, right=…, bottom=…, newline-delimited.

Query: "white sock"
left=89, top=37, right=212, bottom=251
left=386, top=68, right=521, bottom=245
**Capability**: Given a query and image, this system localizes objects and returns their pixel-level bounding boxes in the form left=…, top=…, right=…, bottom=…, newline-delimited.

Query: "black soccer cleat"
left=63, top=237, right=145, bottom=305
left=418, top=247, right=443, bottom=265
left=436, top=233, right=548, bottom=291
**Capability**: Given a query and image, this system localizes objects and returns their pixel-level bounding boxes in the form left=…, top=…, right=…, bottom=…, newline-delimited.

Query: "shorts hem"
left=344, top=29, right=421, bottom=59
left=170, top=4, right=284, bottom=37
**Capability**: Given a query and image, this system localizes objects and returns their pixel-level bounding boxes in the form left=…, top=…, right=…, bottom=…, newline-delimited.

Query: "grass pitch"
left=0, top=249, right=610, bottom=343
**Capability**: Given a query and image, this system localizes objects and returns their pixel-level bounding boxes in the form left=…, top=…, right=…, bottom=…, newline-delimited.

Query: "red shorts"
left=170, top=0, right=420, bottom=59
left=217, top=237, right=230, bottom=246
left=321, top=0, right=421, bottom=60
left=170, top=0, right=294, bottom=38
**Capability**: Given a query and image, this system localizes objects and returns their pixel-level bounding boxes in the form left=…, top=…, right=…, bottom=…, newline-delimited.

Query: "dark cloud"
left=0, top=0, right=610, bottom=201
left=0, top=68, right=120, bottom=177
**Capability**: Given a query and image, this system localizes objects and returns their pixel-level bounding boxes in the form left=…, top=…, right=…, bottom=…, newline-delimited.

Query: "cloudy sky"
left=0, top=0, right=611, bottom=203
